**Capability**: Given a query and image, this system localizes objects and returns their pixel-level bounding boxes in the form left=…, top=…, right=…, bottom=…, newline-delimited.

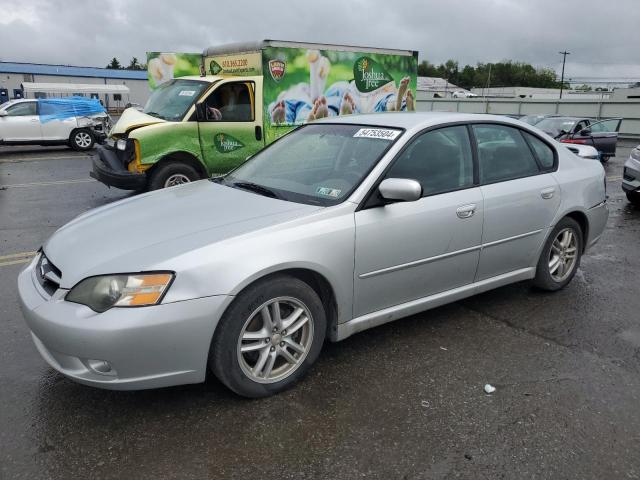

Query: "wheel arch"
left=564, top=210, right=589, bottom=253
left=148, top=151, right=208, bottom=179
left=214, top=267, right=341, bottom=343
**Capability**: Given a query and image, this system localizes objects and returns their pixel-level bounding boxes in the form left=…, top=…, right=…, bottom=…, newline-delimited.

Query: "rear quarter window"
left=522, top=131, right=556, bottom=170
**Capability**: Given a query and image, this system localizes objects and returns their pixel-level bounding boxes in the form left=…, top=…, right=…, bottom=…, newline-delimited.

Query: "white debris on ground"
left=484, top=384, right=496, bottom=394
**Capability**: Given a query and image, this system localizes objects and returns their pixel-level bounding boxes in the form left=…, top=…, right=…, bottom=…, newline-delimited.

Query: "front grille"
left=36, top=253, right=62, bottom=295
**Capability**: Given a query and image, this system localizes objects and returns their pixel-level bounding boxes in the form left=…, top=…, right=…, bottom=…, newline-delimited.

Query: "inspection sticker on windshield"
left=178, top=90, right=196, bottom=97
left=353, top=128, right=401, bottom=140
left=316, top=187, right=342, bottom=198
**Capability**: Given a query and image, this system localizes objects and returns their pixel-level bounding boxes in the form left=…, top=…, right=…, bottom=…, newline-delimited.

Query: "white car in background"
left=452, top=90, right=478, bottom=98
left=0, top=99, right=110, bottom=151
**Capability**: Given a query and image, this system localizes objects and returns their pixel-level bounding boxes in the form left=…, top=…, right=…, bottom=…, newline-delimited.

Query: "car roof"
left=313, top=111, right=533, bottom=131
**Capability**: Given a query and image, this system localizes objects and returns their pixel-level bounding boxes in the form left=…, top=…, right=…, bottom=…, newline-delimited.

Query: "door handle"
left=541, top=187, right=555, bottom=199
left=255, top=125, right=262, bottom=141
left=456, top=204, right=476, bottom=219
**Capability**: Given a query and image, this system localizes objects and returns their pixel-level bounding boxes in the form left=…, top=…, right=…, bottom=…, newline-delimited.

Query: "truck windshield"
left=221, top=123, right=402, bottom=206
left=143, top=79, right=209, bottom=121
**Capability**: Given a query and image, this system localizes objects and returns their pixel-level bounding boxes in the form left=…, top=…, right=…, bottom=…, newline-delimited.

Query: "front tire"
left=532, top=217, right=583, bottom=291
left=70, top=129, right=95, bottom=151
left=210, top=275, right=326, bottom=398
left=148, top=162, right=201, bottom=190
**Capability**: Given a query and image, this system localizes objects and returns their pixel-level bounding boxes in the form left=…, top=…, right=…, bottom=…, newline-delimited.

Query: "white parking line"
left=1, top=178, right=96, bottom=189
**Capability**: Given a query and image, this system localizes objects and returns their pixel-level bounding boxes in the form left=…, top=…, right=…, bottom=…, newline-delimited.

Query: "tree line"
left=106, top=57, right=145, bottom=70
left=418, top=59, right=566, bottom=90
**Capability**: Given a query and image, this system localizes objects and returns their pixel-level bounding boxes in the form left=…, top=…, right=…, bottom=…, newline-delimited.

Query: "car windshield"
left=143, top=79, right=209, bottom=121
left=536, top=117, right=577, bottom=136
left=520, top=115, right=545, bottom=125
left=221, top=123, right=402, bottom=206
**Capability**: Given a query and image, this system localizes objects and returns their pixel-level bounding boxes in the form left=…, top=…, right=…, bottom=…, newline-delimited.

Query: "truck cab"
left=92, top=75, right=264, bottom=190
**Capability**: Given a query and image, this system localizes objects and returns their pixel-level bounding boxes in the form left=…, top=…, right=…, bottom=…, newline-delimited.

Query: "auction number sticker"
left=316, top=187, right=342, bottom=198
left=178, top=90, right=196, bottom=97
left=353, top=128, right=401, bottom=140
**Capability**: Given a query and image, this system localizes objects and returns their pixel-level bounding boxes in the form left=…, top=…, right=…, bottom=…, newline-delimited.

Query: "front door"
left=0, top=101, right=41, bottom=141
left=472, top=123, right=561, bottom=280
left=197, top=79, right=264, bottom=175
left=354, top=125, right=483, bottom=317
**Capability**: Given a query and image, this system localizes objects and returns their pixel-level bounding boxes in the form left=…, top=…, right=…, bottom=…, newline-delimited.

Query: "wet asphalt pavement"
left=1, top=143, right=639, bottom=479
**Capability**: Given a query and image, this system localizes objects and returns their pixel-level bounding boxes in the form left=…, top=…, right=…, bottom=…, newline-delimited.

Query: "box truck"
left=92, top=40, right=418, bottom=190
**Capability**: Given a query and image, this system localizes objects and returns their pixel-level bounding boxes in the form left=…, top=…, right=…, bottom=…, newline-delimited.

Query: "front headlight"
left=116, top=139, right=127, bottom=151
left=66, top=272, right=174, bottom=313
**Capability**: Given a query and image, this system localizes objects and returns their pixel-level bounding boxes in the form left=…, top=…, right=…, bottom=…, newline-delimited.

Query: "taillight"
left=561, top=139, right=588, bottom=144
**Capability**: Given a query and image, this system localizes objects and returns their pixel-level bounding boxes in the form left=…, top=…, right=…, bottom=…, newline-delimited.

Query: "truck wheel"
left=70, top=129, right=95, bottom=151
left=627, top=191, right=640, bottom=207
left=148, top=162, right=201, bottom=190
left=210, top=275, right=326, bottom=398
left=600, top=155, right=610, bottom=163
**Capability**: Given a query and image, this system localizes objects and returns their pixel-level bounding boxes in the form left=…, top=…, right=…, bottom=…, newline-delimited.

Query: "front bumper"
left=90, top=145, right=147, bottom=190
left=622, top=156, right=640, bottom=193
left=18, top=255, right=230, bottom=390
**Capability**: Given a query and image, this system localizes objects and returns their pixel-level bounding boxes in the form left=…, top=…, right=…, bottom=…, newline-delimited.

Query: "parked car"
left=18, top=113, right=608, bottom=397
left=0, top=98, right=110, bottom=151
left=535, top=116, right=622, bottom=162
left=622, top=144, right=640, bottom=206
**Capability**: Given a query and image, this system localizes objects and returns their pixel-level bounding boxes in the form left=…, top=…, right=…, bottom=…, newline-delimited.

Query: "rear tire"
left=69, top=129, right=95, bottom=151
left=600, top=155, right=610, bottom=163
left=210, top=275, right=326, bottom=398
left=532, top=217, right=583, bottom=291
left=627, top=191, right=640, bottom=207
left=148, top=162, right=201, bottom=190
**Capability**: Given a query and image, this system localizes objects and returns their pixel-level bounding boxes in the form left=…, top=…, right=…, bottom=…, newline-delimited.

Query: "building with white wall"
left=0, top=62, right=149, bottom=110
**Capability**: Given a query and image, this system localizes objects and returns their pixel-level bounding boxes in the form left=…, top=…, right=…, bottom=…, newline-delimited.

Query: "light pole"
left=559, top=51, right=570, bottom=99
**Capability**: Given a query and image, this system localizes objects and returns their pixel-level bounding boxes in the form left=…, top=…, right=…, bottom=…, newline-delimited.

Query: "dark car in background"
left=535, top=116, right=622, bottom=162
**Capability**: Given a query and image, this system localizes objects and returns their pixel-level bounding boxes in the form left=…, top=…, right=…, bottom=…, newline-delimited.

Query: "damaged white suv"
left=0, top=98, right=111, bottom=151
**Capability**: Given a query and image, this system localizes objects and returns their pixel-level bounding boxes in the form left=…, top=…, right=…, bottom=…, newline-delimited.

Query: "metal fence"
left=415, top=96, right=640, bottom=140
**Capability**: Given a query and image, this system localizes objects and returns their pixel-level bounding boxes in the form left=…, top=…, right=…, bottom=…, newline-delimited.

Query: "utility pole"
left=559, top=51, right=570, bottom=99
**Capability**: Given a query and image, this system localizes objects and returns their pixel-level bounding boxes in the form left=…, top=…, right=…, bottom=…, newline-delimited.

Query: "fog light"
left=87, top=359, right=116, bottom=376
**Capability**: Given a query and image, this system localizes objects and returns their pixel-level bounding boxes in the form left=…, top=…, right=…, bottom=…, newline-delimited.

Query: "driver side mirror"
left=0, top=110, right=7, bottom=117
left=379, top=178, right=422, bottom=203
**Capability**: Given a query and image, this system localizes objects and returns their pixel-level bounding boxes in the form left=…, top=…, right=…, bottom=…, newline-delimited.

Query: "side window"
left=203, top=82, right=253, bottom=122
left=473, top=124, right=540, bottom=184
left=6, top=102, right=37, bottom=116
left=522, top=131, right=556, bottom=170
left=386, top=125, right=473, bottom=196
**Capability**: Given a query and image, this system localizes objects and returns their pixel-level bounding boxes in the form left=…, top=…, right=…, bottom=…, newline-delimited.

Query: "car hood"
left=44, top=181, right=321, bottom=288
left=110, top=107, right=166, bottom=136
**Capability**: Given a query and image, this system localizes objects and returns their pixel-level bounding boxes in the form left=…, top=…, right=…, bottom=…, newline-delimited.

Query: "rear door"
left=197, top=79, right=264, bottom=175
left=0, top=101, right=41, bottom=141
left=354, top=125, right=483, bottom=317
left=473, top=124, right=561, bottom=281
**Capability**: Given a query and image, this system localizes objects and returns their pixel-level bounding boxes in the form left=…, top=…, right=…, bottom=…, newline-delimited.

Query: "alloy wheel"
left=164, top=173, right=191, bottom=187
left=237, top=297, right=314, bottom=384
left=75, top=131, right=92, bottom=148
left=548, top=228, right=578, bottom=282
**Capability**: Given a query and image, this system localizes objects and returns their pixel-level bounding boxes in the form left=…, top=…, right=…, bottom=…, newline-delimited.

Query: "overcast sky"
left=1, top=0, right=639, bottom=84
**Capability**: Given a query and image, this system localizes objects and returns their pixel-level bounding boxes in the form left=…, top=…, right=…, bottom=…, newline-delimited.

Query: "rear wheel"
left=532, top=217, right=583, bottom=291
left=148, top=162, right=201, bottom=190
left=627, top=191, right=640, bottom=207
left=210, top=275, right=326, bottom=398
left=69, top=129, right=95, bottom=151
left=600, top=155, right=610, bottom=163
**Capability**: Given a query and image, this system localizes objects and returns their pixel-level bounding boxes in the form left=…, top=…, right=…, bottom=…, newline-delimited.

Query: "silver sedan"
left=18, top=113, right=608, bottom=397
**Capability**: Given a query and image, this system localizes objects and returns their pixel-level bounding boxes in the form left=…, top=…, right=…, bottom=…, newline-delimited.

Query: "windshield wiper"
left=231, top=181, right=280, bottom=199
